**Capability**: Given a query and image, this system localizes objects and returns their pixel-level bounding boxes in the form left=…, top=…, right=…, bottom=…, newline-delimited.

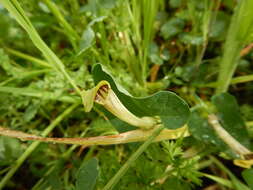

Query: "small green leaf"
left=212, top=93, right=251, bottom=148
left=76, top=158, right=99, bottom=190
left=92, top=64, right=190, bottom=131
left=0, top=136, right=23, bottom=166
left=179, top=33, right=203, bottom=45
left=78, top=27, right=95, bottom=55
left=0, top=49, right=23, bottom=77
left=24, top=101, right=40, bottom=122
left=160, top=18, right=185, bottom=39
left=242, top=168, right=253, bottom=189
left=169, top=0, right=182, bottom=8
left=209, top=11, right=230, bottom=41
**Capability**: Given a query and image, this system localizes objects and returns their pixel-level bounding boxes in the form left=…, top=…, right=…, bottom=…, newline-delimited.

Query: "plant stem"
left=0, top=69, right=52, bottom=86
left=0, top=125, right=189, bottom=146
left=201, top=173, right=233, bottom=189
left=197, top=74, right=253, bottom=88
left=103, top=125, right=164, bottom=190
left=0, top=86, right=81, bottom=103
left=0, top=103, right=78, bottom=190
left=141, top=0, right=159, bottom=84
left=208, top=114, right=251, bottom=156
left=4, top=47, right=52, bottom=68
left=209, top=156, right=250, bottom=190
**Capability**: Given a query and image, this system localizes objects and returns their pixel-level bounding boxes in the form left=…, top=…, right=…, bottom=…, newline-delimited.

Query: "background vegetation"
left=0, top=0, right=253, bottom=189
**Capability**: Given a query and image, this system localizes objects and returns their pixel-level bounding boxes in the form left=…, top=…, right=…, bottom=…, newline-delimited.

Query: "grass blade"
left=216, top=0, right=253, bottom=93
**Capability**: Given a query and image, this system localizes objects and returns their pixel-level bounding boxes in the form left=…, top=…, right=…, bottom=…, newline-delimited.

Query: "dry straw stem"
left=208, top=114, right=253, bottom=168
left=0, top=125, right=189, bottom=146
left=208, top=114, right=251, bottom=155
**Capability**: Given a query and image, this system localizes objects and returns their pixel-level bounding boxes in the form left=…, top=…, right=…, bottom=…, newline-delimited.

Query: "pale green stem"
left=0, top=125, right=189, bottom=146
left=209, top=156, right=250, bottom=190
left=197, top=74, right=253, bottom=88
left=0, top=86, right=81, bottom=103
left=103, top=125, right=164, bottom=190
left=0, top=103, right=78, bottom=190
left=208, top=114, right=251, bottom=156
left=4, top=47, right=52, bottom=68
left=0, top=69, right=52, bottom=86
left=201, top=173, right=233, bottom=188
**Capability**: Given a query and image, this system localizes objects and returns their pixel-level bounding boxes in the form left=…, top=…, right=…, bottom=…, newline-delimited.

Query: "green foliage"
left=76, top=158, right=99, bottom=190
left=189, top=92, right=252, bottom=158
left=0, top=0, right=253, bottom=189
left=188, top=112, right=229, bottom=151
left=212, top=93, right=251, bottom=148
left=160, top=18, right=185, bottom=40
left=0, top=137, right=23, bottom=166
left=242, top=169, right=253, bottom=189
left=216, top=0, right=253, bottom=93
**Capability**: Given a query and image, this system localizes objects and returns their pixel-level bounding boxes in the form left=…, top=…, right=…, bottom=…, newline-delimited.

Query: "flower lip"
left=95, top=84, right=110, bottom=104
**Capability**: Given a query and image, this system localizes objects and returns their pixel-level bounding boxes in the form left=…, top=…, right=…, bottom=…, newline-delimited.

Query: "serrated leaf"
left=76, top=158, right=99, bottom=190
left=212, top=93, right=251, bottom=149
left=92, top=64, right=190, bottom=131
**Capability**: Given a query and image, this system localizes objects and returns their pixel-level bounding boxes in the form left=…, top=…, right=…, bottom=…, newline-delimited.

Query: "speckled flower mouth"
left=82, top=81, right=156, bottom=129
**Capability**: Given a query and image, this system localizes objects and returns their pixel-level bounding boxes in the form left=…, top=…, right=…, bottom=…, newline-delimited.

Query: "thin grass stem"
left=102, top=125, right=164, bottom=190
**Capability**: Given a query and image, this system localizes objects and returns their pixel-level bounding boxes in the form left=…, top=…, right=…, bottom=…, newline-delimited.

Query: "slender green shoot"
left=128, top=0, right=159, bottom=85
left=141, top=0, right=159, bottom=84
left=216, top=0, right=253, bottom=93
left=201, top=173, right=233, bottom=189
left=0, top=69, right=52, bottom=86
left=209, top=156, right=250, bottom=190
left=4, top=47, right=52, bottom=68
left=0, top=86, right=81, bottom=103
left=198, top=74, right=253, bottom=88
left=103, top=125, right=164, bottom=190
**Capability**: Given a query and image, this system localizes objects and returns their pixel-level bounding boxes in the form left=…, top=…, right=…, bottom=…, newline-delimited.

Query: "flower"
left=82, top=81, right=156, bottom=129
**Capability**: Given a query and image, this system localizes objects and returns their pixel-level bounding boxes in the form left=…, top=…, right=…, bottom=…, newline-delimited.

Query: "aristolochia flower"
left=82, top=81, right=156, bottom=129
